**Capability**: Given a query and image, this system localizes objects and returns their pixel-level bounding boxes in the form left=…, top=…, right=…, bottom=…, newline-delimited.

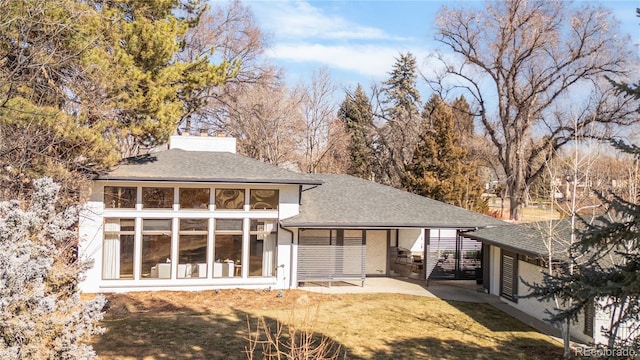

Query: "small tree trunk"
left=509, top=196, right=522, bottom=221
left=508, top=166, right=527, bottom=221
left=562, top=319, right=571, bottom=358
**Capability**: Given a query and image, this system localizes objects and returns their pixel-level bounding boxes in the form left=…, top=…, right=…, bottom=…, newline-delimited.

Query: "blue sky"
left=242, top=0, right=640, bottom=91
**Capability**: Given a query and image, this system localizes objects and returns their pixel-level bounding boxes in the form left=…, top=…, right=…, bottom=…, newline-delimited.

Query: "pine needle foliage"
left=525, top=140, right=640, bottom=350
left=402, top=95, right=487, bottom=213
left=338, top=84, right=375, bottom=180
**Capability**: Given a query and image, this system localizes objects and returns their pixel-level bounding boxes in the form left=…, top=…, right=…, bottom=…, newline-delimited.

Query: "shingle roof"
left=97, top=149, right=321, bottom=185
left=281, top=174, right=506, bottom=229
left=465, top=220, right=572, bottom=259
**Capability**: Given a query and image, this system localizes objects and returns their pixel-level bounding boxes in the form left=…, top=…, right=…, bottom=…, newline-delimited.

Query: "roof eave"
left=280, top=221, right=482, bottom=230
left=465, top=234, right=544, bottom=258
left=95, top=176, right=323, bottom=185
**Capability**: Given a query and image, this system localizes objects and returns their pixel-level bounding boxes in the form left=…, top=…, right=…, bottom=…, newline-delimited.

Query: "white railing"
left=297, top=244, right=366, bottom=286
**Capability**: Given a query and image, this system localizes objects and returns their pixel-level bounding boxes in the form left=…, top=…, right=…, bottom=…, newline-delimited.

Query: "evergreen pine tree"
left=375, top=52, right=423, bottom=187
left=450, top=95, right=474, bottom=141
left=527, top=49, right=640, bottom=347
left=0, top=0, right=237, bottom=200
left=402, top=95, right=487, bottom=212
left=526, top=150, right=640, bottom=350
left=338, top=84, right=374, bottom=179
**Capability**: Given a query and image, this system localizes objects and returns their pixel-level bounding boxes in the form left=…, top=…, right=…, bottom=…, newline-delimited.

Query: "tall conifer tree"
left=0, top=0, right=237, bottom=200
left=402, top=95, right=487, bottom=212
left=376, top=52, right=422, bottom=187
left=338, top=84, right=374, bottom=179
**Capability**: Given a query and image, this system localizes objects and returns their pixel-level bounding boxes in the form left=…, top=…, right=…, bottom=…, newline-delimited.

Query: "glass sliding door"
left=178, top=218, right=208, bottom=278
left=214, top=219, right=243, bottom=277
left=141, top=219, right=172, bottom=279
left=249, top=219, right=277, bottom=277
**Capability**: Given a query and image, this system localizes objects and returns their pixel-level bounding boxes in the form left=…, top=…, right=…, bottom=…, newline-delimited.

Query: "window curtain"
left=262, top=233, right=276, bottom=276
left=103, top=220, right=121, bottom=279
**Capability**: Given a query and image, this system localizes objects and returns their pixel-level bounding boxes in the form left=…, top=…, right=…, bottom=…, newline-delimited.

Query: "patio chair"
left=411, top=255, right=424, bottom=273
left=393, top=247, right=412, bottom=264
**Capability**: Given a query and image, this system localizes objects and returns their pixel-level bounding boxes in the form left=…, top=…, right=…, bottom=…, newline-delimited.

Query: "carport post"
left=424, top=228, right=430, bottom=287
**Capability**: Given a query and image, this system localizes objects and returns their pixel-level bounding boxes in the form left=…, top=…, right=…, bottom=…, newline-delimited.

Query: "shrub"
left=0, top=178, right=105, bottom=359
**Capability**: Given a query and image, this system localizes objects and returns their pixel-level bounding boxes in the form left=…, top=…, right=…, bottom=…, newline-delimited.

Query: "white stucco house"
left=78, top=134, right=504, bottom=294
left=466, top=221, right=638, bottom=346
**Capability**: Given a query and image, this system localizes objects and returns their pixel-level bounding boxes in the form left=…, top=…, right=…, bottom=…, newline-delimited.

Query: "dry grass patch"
left=90, top=289, right=562, bottom=359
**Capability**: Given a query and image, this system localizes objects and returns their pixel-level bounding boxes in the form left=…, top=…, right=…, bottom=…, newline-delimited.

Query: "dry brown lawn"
left=89, top=289, right=563, bottom=359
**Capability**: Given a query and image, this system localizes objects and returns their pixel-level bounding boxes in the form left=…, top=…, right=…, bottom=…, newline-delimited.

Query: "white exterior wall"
left=398, top=228, right=424, bottom=254
left=517, top=261, right=592, bottom=344
left=276, top=226, right=295, bottom=289
left=484, top=244, right=594, bottom=344
left=592, top=298, right=640, bottom=346
left=515, top=261, right=553, bottom=321
left=276, top=186, right=299, bottom=289
left=78, top=181, right=301, bottom=293
left=79, top=184, right=106, bottom=293
left=436, top=229, right=457, bottom=239
left=489, top=245, right=501, bottom=296
left=278, top=185, right=300, bottom=220
left=365, top=230, right=387, bottom=275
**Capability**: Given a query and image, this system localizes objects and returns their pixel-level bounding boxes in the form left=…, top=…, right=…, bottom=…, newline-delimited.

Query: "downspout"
left=279, top=224, right=295, bottom=289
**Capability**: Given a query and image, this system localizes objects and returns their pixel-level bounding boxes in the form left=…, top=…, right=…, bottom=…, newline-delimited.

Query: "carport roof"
left=465, top=220, right=572, bottom=259
left=281, top=174, right=506, bottom=229
left=466, top=218, right=623, bottom=267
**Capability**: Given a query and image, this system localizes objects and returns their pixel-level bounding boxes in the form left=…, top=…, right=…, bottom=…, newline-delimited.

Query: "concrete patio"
left=300, top=277, right=573, bottom=345
left=300, top=278, right=486, bottom=302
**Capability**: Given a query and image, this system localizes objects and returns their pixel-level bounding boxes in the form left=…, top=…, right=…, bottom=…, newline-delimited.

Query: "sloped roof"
left=281, top=174, right=506, bottom=229
left=465, top=220, right=572, bottom=258
left=96, top=149, right=321, bottom=185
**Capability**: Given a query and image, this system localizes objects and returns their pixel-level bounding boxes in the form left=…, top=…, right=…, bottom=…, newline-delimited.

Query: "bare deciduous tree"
left=180, top=0, right=284, bottom=135
left=432, top=0, right=639, bottom=220
left=229, top=81, right=304, bottom=167
left=297, top=68, right=338, bottom=174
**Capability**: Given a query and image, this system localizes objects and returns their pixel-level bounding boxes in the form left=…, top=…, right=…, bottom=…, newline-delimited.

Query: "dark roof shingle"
left=465, top=220, right=572, bottom=258
left=97, top=149, right=321, bottom=185
left=281, top=174, right=506, bottom=229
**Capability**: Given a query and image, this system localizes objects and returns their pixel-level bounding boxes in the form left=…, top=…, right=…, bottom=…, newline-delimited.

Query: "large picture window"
left=103, top=219, right=135, bottom=279
left=249, top=220, right=277, bottom=277
left=215, top=189, right=244, bottom=209
left=178, top=219, right=208, bottom=278
left=141, top=219, right=172, bottom=278
left=214, top=219, right=243, bottom=277
left=142, top=187, right=174, bottom=209
left=104, top=187, right=136, bottom=209
left=250, top=189, right=279, bottom=210
left=101, top=183, right=284, bottom=282
left=179, top=188, right=210, bottom=209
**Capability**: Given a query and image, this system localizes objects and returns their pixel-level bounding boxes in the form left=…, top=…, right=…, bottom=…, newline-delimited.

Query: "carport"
left=281, top=174, right=505, bottom=288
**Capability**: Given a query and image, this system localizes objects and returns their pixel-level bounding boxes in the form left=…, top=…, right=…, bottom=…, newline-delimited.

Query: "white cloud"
left=267, top=42, right=432, bottom=80
left=250, top=1, right=408, bottom=41
left=247, top=0, right=438, bottom=85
